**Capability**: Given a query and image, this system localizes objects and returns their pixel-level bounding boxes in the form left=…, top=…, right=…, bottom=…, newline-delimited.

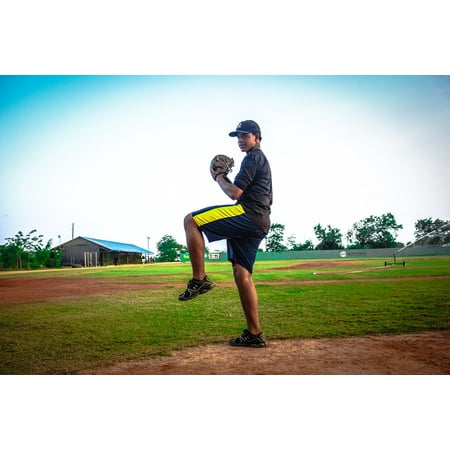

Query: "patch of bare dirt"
left=269, top=260, right=355, bottom=270
left=3, top=275, right=449, bottom=303
left=79, top=331, right=450, bottom=375
left=0, top=277, right=170, bottom=303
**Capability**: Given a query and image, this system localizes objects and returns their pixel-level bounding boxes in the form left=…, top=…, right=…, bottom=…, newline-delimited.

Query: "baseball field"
left=0, top=256, right=449, bottom=374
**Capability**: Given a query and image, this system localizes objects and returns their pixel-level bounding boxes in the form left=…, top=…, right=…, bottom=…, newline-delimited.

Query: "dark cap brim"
left=229, top=129, right=253, bottom=137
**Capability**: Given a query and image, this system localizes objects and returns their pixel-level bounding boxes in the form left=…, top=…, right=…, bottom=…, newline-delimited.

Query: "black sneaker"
left=229, top=329, right=267, bottom=348
left=178, top=276, right=215, bottom=301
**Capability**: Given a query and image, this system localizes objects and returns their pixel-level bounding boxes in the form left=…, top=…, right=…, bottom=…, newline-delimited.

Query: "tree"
left=414, top=218, right=450, bottom=246
left=1, top=230, right=53, bottom=269
left=347, top=213, right=403, bottom=249
left=0, top=244, right=18, bottom=270
left=286, top=235, right=296, bottom=250
left=291, top=239, right=315, bottom=251
left=156, top=234, right=183, bottom=262
left=266, top=223, right=287, bottom=252
left=314, top=224, right=343, bottom=250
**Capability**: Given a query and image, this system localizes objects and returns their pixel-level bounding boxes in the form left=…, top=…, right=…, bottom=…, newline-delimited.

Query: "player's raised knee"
left=183, top=213, right=196, bottom=230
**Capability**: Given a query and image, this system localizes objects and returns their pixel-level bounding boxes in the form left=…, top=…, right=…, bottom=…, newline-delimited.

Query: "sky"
left=0, top=75, right=449, bottom=252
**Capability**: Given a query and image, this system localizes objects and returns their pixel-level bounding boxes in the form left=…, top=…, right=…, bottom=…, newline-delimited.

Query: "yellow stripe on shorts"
left=193, top=204, right=245, bottom=227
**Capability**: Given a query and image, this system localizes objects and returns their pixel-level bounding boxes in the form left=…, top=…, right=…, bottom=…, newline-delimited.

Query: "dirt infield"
left=3, top=274, right=448, bottom=303
left=0, top=276, right=165, bottom=303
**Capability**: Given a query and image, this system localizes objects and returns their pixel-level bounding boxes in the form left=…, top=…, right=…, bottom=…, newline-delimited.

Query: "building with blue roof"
left=54, top=236, right=153, bottom=267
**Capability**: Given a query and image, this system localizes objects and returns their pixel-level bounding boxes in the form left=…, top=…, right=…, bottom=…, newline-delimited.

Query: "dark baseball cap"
left=229, top=120, right=262, bottom=138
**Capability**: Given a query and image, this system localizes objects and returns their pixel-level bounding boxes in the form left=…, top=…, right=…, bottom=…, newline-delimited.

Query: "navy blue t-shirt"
left=234, top=148, right=272, bottom=234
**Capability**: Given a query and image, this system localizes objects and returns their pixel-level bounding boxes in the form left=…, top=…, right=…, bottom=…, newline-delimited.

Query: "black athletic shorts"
left=192, top=204, right=266, bottom=273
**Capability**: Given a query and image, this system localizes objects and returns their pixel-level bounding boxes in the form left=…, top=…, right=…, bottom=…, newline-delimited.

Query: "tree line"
left=1, top=215, right=448, bottom=269
left=265, top=214, right=450, bottom=252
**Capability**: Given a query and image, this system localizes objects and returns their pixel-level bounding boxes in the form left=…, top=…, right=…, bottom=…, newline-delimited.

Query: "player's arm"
left=215, top=173, right=243, bottom=200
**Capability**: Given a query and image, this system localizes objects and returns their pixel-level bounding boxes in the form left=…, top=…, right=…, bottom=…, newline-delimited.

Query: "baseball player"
left=179, top=120, right=272, bottom=348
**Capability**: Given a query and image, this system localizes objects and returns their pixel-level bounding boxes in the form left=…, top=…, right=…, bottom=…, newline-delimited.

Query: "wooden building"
left=54, top=236, right=153, bottom=267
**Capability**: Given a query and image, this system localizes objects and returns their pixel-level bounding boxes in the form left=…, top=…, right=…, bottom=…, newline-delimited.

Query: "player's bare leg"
left=183, top=213, right=206, bottom=280
left=184, top=214, right=205, bottom=279
left=233, top=263, right=261, bottom=335
left=178, top=214, right=215, bottom=301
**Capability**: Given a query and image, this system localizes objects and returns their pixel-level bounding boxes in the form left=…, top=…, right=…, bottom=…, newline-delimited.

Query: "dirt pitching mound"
left=80, top=330, right=450, bottom=375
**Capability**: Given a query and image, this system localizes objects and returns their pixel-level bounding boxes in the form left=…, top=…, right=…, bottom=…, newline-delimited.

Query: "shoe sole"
left=229, top=343, right=267, bottom=348
left=229, top=341, right=267, bottom=348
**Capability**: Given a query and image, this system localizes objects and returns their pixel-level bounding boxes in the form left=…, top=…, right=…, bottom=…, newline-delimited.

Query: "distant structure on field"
left=53, top=236, right=153, bottom=267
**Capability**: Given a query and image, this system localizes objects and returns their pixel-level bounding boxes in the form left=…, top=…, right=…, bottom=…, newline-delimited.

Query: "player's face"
left=237, top=132, right=258, bottom=152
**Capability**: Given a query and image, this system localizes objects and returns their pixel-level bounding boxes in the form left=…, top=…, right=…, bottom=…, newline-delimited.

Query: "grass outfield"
left=0, top=257, right=449, bottom=374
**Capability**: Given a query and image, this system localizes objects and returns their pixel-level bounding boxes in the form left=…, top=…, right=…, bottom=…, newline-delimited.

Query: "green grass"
left=0, top=257, right=449, bottom=374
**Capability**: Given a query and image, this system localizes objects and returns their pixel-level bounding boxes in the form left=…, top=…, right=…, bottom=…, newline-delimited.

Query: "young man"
left=179, top=120, right=272, bottom=348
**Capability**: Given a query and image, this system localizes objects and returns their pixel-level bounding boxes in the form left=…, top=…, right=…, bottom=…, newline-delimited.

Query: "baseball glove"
left=210, top=154, right=234, bottom=180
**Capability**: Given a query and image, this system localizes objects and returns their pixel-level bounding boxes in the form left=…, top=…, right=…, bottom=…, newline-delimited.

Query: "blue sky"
left=1, top=75, right=449, bottom=251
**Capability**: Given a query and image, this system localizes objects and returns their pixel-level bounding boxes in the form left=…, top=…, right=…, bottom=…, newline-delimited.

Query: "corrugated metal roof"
left=82, top=237, right=153, bottom=254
